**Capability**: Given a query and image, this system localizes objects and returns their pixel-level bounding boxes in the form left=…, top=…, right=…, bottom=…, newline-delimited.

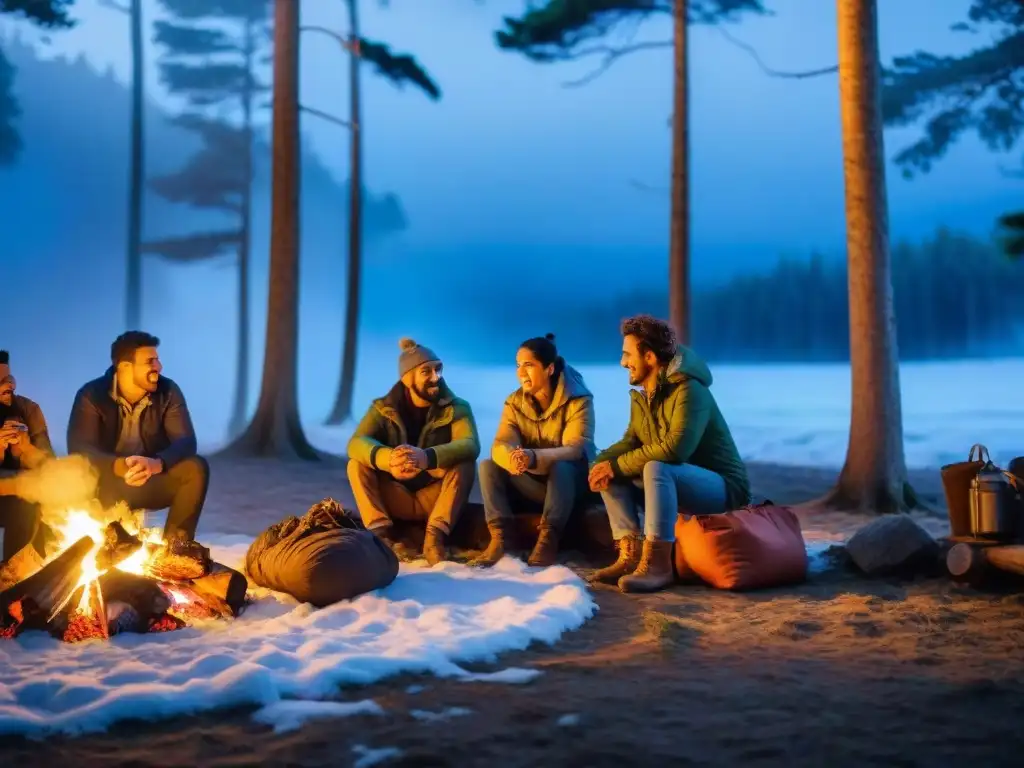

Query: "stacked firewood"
left=0, top=523, right=249, bottom=643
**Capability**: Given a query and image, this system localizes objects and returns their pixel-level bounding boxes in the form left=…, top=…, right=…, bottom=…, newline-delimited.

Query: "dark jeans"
left=478, top=458, right=587, bottom=533
left=0, top=494, right=43, bottom=560
left=97, top=455, right=210, bottom=541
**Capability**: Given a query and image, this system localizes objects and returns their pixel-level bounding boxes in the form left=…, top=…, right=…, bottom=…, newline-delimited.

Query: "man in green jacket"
left=588, top=315, right=750, bottom=593
left=347, top=338, right=480, bottom=566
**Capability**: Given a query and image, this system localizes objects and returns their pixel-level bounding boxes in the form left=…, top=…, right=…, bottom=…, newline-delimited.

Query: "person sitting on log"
left=588, top=315, right=751, bottom=593
left=470, top=334, right=595, bottom=568
left=347, top=338, right=480, bottom=566
left=66, top=331, right=209, bottom=543
left=0, top=349, right=56, bottom=560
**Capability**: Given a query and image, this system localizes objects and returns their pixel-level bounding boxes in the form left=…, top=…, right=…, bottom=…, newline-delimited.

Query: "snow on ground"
left=0, top=537, right=595, bottom=737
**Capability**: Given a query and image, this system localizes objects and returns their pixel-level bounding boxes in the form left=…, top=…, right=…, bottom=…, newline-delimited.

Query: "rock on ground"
left=845, top=514, right=941, bottom=577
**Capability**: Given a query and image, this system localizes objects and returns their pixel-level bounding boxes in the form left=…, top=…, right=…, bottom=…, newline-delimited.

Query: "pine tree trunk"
left=824, top=0, right=913, bottom=513
left=325, top=0, right=363, bottom=426
left=125, top=0, right=144, bottom=330
left=228, top=15, right=256, bottom=440
left=667, top=0, right=690, bottom=346
left=221, top=0, right=319, bottom=460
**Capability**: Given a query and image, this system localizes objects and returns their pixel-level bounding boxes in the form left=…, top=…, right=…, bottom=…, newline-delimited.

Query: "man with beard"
left=0, top=350, right=55, bottom=559
left=66, top=331, right=209, bottom=542
left=347, top=338, right=480, bottom=565
left=588, top=315, right=750, bottom=593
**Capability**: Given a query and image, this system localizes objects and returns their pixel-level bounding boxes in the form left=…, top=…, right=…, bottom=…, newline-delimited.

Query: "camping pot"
left=969, top=463, right=1021, bottom=540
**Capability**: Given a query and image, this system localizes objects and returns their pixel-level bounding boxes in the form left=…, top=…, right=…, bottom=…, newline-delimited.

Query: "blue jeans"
left=478, top=458, right=586, bottom=532
left=600, top=461, right=728, bottom=542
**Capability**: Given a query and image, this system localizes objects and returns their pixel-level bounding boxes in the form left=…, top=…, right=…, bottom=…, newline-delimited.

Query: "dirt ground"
left=3, top=458, right=1024, bottom=767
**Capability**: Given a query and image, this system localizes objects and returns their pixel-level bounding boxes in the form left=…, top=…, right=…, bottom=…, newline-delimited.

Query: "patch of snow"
left=459, top=667, right=543, bottom=684
left=556, top=713, right=581, bottom=727
left=352, top=744, right=403, bottom=768
left=252, top=699, right=384, bottom=734
left=409, top=706, right=472, bottom=722
left=0, top=537, right=594, bottom=737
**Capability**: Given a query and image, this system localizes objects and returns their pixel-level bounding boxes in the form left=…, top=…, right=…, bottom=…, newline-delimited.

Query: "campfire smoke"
left=13, top=454, right=99, bottom=511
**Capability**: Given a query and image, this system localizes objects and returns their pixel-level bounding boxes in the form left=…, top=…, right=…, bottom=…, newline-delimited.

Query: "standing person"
left=472, top=334, right=595, bottom=568
left=347, top=338, right=480, bottom=566
left=66, top=331, right=210, bottom=542
left=0, top=350, right=55, bottom=559
left=589, top=315, right=750, bottom=593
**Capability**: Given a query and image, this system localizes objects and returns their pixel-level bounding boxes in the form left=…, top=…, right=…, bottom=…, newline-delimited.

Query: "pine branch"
left=300, top=104, right=351, bottom=129
left=142, top=229, right=242, bottom=262
left=0, top=0, right=75, bottom=27
left=712, top=25, right=837, bottom=80
left=358, top=38, right=441, bottom=100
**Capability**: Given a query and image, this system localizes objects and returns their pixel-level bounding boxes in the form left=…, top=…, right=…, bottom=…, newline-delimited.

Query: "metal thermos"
left=969, top=463, right=1020, bottom=540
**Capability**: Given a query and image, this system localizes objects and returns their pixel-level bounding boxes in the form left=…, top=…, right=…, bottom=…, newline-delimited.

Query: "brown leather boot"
left=527, top=527, right=560, bottom=568
left=588, top=534, right=641, bottom=584
left=469, top=523, right=508, bottom=567
left=422, top=527, right=450, bottom=567
left=618, top=539, right=675, bottom=593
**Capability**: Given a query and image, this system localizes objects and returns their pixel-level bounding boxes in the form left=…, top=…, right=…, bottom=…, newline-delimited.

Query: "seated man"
left=0, top=350, right=55, bottom=560
left=347, top=338, right=479, bottom=566
left=66, top=331, right=209, bottom=542
left=471, top=333, right=595, bottom=568
left=588, top=315, right=751, bottom=593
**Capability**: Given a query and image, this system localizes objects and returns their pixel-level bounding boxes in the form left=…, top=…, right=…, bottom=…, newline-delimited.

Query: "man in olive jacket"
left=589, top=315, right=750, bottom=593
left=347, top=338, right=480, bottom=566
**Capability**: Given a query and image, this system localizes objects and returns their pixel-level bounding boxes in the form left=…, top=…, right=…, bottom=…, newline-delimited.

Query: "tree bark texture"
left=668, top=0, right=690, bottom=346
left=830, top=0, right=911, bottom=513
left=125, top=0, right=145, bottom=330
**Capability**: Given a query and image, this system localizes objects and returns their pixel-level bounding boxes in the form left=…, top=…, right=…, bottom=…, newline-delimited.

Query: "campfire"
left=0, top=460, right=247, bottom=643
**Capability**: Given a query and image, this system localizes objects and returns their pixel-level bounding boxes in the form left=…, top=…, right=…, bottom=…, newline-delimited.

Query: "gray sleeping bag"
left=246, top=498, right=399, bottom=607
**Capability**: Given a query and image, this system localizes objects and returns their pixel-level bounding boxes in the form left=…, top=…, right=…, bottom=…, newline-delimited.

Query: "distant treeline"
left=550, top=230, right=1024, bottom=364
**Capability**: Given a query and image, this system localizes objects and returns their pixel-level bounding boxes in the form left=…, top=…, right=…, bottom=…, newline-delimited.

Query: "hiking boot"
left=588, top=534, right=641, bottom=585
left=423, top=527, right=450, bottom=566
left=527, top=526, right=560, bottom=568
left=618, top=539, right=675, bottom=593
left=469, top=523, right=509, bottom=568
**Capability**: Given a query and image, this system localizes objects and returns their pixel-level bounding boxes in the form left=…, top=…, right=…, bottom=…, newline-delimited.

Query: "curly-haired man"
left=588, top=315, right=750, bottom=593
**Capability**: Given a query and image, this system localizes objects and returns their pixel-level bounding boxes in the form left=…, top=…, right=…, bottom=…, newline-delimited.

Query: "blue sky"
left=17, top=0, right=1021, bottom=259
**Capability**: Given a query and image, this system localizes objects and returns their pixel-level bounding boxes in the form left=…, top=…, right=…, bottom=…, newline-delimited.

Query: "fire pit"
left=0, top=505, right=247, bottom=643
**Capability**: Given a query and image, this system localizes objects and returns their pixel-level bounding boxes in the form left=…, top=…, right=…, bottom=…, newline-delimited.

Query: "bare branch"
left=561, top=40, right=672, bottom=88
left=97, top=0, right=129, bottom=15
left=300, top=104, right=352, bottom=130
left=712, top=26, right=837, bottom=79
left=299, top=25, right=357, bottom=54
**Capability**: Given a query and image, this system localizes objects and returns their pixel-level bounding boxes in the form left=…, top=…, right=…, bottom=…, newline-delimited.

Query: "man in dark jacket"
left=347, top=338, right=480, bottom=566
left=0, top=349, right=56, bottom=559
left=66, top=331, right=209, bottom=541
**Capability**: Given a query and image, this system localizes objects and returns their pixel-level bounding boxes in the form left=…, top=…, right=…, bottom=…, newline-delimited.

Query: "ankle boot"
left=527, top=526, right=560, bottom=568
left=618, top=539, right=675, bottom=593
left=422, top=527, right=450, bottom=566
left=588, top=534, right=641, bottom=584
left=469, top=523, right=508, bottom=567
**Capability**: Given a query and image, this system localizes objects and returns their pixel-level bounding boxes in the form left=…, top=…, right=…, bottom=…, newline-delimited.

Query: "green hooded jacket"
left=594, top=347, right=751, bottom=510
left=492, top=364, right=596, bottom=474
left=347, top=380, right=481, bottom=471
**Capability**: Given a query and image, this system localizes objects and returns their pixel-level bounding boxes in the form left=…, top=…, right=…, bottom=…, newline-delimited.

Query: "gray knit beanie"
left=398, top=337, right=440, bottom=379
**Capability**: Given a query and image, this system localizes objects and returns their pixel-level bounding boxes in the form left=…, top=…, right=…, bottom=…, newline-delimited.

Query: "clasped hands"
left=508, top=446, right=535, bottom=476
left=389, top=444, right=429, bottom=481
left=588, top=460, right=614, bottom=492
left=0, top=419, right=28, bottom=453
left=115, top=455, right=164, bottom=487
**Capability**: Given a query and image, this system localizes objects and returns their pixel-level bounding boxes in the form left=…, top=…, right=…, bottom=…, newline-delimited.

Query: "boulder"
left=845, top=514, right=940, bottom=577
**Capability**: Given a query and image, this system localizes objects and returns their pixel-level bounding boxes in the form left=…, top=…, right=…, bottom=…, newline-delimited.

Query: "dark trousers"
left=96, top=455, right=210, bottom=541
left=478, top=458, right=587, bottom=532
left=0, top=494, right=43, bottom=561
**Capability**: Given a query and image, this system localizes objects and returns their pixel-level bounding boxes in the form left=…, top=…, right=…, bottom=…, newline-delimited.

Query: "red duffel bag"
left=673, top=501, right=808, bottom=591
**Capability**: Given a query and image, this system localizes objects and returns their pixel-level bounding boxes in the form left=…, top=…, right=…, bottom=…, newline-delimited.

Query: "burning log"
left=947, top=543, right=1024, bottom=584
left=61, top=580, right=109, bottom=643
left=146, top=537, right=212, bottom=582
left=190, top=563, right=248, bottom=616
left=0, top=536, right=95, bottom=633
left=94, top=520, right=143, bottom=572
left=0, top=542, right=45, bottom=592
left=98, top=570, right=171, bottom=624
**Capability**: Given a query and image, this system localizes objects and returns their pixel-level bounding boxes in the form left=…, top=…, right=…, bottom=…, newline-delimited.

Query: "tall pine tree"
left=148, top=0, right=271, bottom=438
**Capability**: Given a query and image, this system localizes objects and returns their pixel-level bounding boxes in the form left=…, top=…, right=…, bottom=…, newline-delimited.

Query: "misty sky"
left=15, top=0, right=1021, bottom=260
